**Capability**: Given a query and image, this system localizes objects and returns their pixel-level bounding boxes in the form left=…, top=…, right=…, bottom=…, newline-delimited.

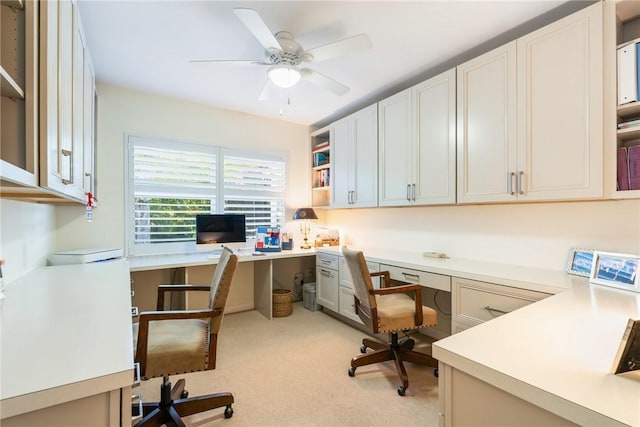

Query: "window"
left=125, top=135, right=285, bottom=256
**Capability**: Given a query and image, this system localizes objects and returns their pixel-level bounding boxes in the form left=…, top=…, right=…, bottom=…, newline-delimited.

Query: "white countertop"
left=0, top=259, right=134, bottom=419
left=128, top=247, right=316, bottom=271
left=433, top=279, right=640, bottom=427
left=317, top=246, right=570, bottom=294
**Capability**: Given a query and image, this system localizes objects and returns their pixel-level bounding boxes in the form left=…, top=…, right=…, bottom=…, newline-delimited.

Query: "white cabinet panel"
left=517, top=2, right=603, bottom=200
left=330, top=104, right=378, bottom=208
left=379, top=70, right=456, bottom=207
left=452, top=277, right=549, bottom=331
left=457, top=3, right=603, bottom=204
left=316, top=253, right=339, bottom=312
left=457, top=42, right=517, bottom=203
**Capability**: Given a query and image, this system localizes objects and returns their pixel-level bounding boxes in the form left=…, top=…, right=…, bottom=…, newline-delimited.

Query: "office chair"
left=133, top=246, right=238, bottom=426
left=342, top=247, right=438, bottom=396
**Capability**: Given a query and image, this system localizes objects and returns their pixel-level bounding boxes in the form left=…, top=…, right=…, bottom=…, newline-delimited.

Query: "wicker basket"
left=272, top=289, right=292, bottom=317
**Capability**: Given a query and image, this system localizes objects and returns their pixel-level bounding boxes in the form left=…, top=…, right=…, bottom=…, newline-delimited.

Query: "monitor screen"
left=196, top=214, right=247, bottom=251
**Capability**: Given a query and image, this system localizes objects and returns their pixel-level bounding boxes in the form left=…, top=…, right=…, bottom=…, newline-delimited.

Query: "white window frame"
left=124, top=134, right=286, bottom=257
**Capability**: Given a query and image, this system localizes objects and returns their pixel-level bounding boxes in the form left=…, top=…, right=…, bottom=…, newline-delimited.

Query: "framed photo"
left=589, top=251, right=640, bottom=292
left=566, top=248, right=595, bottom=277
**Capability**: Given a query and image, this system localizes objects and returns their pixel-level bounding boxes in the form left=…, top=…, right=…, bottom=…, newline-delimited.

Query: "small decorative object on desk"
left=566, top=248, right=595, bottom=277
left=255, top=226, right=282, bottom=252
left=611, top=318, right=640, bottom=375
left=589, top=251, right=640, bottom=292
left=313, top=227, right=339, bottom=247
left=281, top=232, right=293, bottom=250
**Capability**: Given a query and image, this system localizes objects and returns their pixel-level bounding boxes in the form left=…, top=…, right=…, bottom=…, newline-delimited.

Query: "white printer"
left=48, top=248, right=123, bottom=265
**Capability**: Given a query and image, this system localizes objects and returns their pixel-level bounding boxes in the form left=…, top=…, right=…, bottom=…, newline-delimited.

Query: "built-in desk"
left=128, top=248, right=316, bottom=319
left=0, top=259, right=133, bottom=427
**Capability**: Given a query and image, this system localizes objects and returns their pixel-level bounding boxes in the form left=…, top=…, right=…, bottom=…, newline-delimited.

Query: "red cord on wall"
left=86, top=192, right=97, bottom=222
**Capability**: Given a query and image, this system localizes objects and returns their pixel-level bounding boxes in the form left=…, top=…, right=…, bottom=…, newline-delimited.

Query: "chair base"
left=348, top=332, right=438, bottom=396
left=134, top=377, right=233, bottom=427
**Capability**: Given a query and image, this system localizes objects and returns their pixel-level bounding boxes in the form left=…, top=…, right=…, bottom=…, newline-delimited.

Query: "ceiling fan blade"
left=188, top=59, right=269, bottom=65
left=233, top=8, right=282, bottom=52
left=305, top=33, right=372, bottom=62
left=301, top=68, right=349, bottom=96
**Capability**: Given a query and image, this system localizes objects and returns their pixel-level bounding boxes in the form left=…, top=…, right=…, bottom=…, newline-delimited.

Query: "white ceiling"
left=77, top=0, right=576, bottom=127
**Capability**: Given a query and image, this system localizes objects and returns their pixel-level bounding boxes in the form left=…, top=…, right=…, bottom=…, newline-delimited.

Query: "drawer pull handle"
left=402, top=272, right=420, bottom=280
left=321, top=259, right=332, bottom=264
left=483, top=305, right=511, bottom=315
left=320, top=269, right=333, bottom=277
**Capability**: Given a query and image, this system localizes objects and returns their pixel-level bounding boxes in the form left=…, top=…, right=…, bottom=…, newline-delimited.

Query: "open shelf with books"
left=613, top=1, right=640, bottom=196
left=310, top=126, right=330, bottom=207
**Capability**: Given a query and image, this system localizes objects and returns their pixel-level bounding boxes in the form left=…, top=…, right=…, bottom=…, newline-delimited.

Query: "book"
left=618, top=42, right=640, bottom=105
left=617, top=147, right=630, bottom=191
left=617, top=118, right=640, bottom=129
left=629, top=145, right=640, bottom=190
left=611, top=318, right=640, bottom=375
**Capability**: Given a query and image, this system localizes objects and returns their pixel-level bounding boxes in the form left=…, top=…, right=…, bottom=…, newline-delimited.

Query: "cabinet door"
left=378, top=88, right=412, bottom=206
left=413, top=69, right=457, bottom=205
left=40, top=0, right=85, bottom=201
left=330, top=116, right=351, bottom=208
left=516, top=2, right=603, bottom=201
left=351, top=104, right=378, bottom=207
left=457, top=42, right=517, bottom=203
left=316, top=265, right=338, bottom=312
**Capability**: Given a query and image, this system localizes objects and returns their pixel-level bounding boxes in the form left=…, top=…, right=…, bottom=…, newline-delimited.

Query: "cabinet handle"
left=61, top=149, right=73, bottom=185
left=517, top=171, right=524, bottom=195
left=412, top=183, right=416, bottom=201
left=351, top=190, right=355, bottom=204
left=483, top=305, right=511, bottom=315
left=402, top=272, right=420, bottom=281
left=508, top=172, right=515, bottom=195
left=320, top=259, right=332, bottom=264
left=406, top=184, right=411, bottom=201
left=320, top=268, right=333, bottom=277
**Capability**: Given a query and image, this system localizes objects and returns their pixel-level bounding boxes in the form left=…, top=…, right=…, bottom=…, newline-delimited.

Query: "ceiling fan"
left=189, top=8, right=372, bottom=99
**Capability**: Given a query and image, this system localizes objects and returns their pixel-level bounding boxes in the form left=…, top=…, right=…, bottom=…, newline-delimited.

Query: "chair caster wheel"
left=224, top=405, right=233, bottom=418
left=180, top=390, right=189, bottom=399
left=348, top=367, right=356, bottom=377
left=434, top=368, right=439, bottom=378
left=397, top=386, right=406, bottom=396
left=360, top=345, right=367, bottom=353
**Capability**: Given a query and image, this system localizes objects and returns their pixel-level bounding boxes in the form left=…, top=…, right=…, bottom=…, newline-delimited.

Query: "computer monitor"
left=195, top=214, right=247, bottom=251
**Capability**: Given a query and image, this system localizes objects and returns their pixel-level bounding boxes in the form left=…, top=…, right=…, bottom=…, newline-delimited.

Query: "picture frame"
left=589, top=251, right=640, bottom=292
left=566, top=248, right=595, bottom=277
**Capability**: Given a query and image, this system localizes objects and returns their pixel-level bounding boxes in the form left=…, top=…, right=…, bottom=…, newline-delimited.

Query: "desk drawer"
left=453, top=277, right=550, bottom=326
left=316, top=253, right=339, bottom=270
left=380, top=264, right=451, bottom=292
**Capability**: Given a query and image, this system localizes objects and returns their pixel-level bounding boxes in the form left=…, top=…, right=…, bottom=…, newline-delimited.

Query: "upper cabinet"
left=0, top=0, right=95, bottom=203
left=379, top=69, right=456, bottom=207
left=457, top=3, right=603, bottom=203
left=330, top=104, right=378, bottom=208
left=39, top=0, right=95, bottom=202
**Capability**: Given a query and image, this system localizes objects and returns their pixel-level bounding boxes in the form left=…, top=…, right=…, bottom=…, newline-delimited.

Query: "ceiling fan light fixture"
left=268, top=64, right=301, bottom=88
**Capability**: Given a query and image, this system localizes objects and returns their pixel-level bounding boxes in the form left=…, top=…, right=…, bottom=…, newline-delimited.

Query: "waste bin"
left=272, top=289, right=292, bottom=317
left=302, top=282, right=320, bottom=311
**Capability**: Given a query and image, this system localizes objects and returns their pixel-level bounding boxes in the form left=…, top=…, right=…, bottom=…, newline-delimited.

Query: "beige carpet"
left=136, top=302, right=441, bottom=426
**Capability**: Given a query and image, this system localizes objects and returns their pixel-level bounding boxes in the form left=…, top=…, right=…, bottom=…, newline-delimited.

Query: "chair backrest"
left=342, top=247, right=378, bottom=331
left=209, top=246, right=238, bottom=333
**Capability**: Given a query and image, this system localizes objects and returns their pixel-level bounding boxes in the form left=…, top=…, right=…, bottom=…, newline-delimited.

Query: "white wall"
left=55, top=84, right=311, bottom=253
left=0, top=199, right=55, bottom=283
left=326, top=199, right=640, bottom=271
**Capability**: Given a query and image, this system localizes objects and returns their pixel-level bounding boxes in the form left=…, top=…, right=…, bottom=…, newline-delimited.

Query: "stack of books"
left=618, top=145, right=640, bottom=191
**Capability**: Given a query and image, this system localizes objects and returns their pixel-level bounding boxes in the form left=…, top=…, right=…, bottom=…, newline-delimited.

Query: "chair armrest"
left=370, top=271, right=391, bottom=288
left=371, top=283, right=424, bottom=325
left=157, top=284, right=211, bottom=310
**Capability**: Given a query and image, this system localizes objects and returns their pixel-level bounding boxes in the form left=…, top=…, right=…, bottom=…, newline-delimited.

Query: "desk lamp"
left=292, top=208, right=318, bottom=249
